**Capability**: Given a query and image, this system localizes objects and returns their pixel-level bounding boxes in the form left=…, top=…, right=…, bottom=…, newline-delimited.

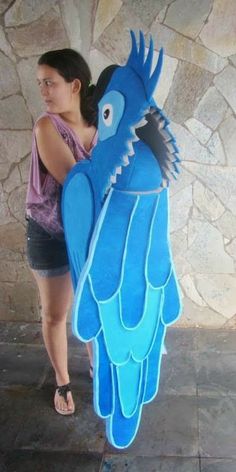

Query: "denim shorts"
left=26, top=217, right=70, bottom=277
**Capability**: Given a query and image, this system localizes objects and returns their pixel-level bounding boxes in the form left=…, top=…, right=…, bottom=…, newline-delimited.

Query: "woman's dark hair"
left=38, top=48, right=97, bottom=126
left=93, top=64, right=119, bottom=106
left=92, top=64, right=119, bottom=126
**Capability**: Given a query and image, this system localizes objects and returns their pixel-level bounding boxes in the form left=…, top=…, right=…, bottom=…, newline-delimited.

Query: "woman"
left=26, top=49, right=97, bottom=415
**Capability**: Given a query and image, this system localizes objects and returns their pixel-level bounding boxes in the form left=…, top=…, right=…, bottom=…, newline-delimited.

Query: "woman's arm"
left=35, top=116, right=76, bottom=184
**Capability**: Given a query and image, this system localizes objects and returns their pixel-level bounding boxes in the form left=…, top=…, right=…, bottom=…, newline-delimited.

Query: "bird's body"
left=62, top=31, right=182, bottom=448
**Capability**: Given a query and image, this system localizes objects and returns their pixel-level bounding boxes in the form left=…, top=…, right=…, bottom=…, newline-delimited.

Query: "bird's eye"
left=103, top=109, right=110, bottom=119
left=102, top=104, right=113, bottom=126
left=98, top=90, right=125, bottom=141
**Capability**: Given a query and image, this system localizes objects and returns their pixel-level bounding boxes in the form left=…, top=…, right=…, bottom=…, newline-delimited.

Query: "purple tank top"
left=26, top=112, right=97, bottom=238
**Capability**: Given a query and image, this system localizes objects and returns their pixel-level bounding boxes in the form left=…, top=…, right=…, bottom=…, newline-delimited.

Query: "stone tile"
left=93, top=0, right=122, bottom=42
left=164, top=62, right=213, bottom=124
left=196, top=329, right=236, bottom=353
left=171, top=229, right=188, bottom=258
left=177, top=297, right=225, bottom=329
left=158, top=351, right=197, bottom=396
left=101, top=455, right=200, bottom=471
left=0, top=344, right=48, bottom=387
left=172, top=255, right=195, bottom=281
left=67, top=326, right=86, bottom=349
left=171, top=123, right=225, bottom=167
left=165, top=328, right=198, bottom=353
left=0, top=321, right=43, bottom=345
left=0, top=282, right=39, bottom=321
left=60, top=0, right=94, bottom=58
left=15, top=260, right=34, bottom=283
left=0, top=199, right=13, bottom=226
left=230, top=54, right=236, bottom=67
left=170, top=185, right=192, bottom=232
left=156, top=5, right=168, bottom=23
left=0, top=25, right=16, bottom=62
left=17, top=57, right=45, bottom=121
left=186, top=222, right=234, bottom=273
left=0, top=387, right=34, bottom=450
left=195, top=274, right=236, bottom=318
left=0, top=260, right=18, bottom=283
left=199, top=396, right=236, bottom=458
left=200, top=0, right=236, bottom=57
left=227, top=194, right=236, bottom=217
left=182, top=162, right=236, bottom=210
left=181, top=274, right=206, bottom=307
left=3, top=166, right=21, bottom=194
left=153, top=52, right=178, bottom=108
left=0, top=0, right=12, bottom=15
left=94, top=5, right=144, bottom=63
left=0, top=221, right=26, bottom=252
left=226, top=238, right=236, bottom=260
left=194, top=86, right=228, bottom=131
left=196, top=352, right=236, bottom=396
left=224, top=314, right=236, bottom=329
left=69, top=351, right=92, bottom=392
left=89, top=49, right=114, bottom=83
left=185, top=118, right=212, bottom=145
left=150, top=23, right=227, bottom=74
left=214, top=66, right=236, bottom=114
left=164, top=0, right=212, bottom=39
left=105, top=396, right=199, bottom=456
left=0, top=96, right=32, bottom=130
left=122, top=0, right=173, bottom=29
left=215, top=210, right=236, bottom=240
left=193, top=180, right=225, bottom=222
left=8, top=184, right=27, bottom=223
left=0, top=51, right=19, bottom=99
left=171, top=123, right=223, bottom=165
left=4, top=0, right=57, bottom=26
left=0, top=248, right=22, bottom=263
left=0, top=130, right=32, bottom=166
left=201, top=459, right=236, bottom=472
left=219, top=115, right=236, bottom=166
left=6, top=7, right=69, bottom=57
left=19, top=153, right=31, bottom=184
left=2, top=450, right=102, bottom=472
left=169, top=167, right=195, bottom=198
left=14, top=387, right=105, bottom=453
left=206, top=132, right=226, bottom=165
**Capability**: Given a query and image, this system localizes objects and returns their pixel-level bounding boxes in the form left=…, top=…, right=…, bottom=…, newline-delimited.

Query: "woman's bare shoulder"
left=35, top=115, right=56, bottom=134
left=34, top=115, right=76, bottom=184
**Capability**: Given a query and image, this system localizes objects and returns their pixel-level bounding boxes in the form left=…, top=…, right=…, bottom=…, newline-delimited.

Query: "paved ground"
left=0, top=322, right=236, bottom=471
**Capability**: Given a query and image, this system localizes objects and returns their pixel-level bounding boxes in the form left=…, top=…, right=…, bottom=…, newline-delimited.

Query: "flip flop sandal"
left=55, top=382, right=75, bottom=416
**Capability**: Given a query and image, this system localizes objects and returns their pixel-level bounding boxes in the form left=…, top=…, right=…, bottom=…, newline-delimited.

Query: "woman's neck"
left=59, top=109, right=88, bottom=128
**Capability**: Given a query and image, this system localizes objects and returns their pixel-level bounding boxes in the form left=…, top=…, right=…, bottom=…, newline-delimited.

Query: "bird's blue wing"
left=62, top=161, right=94, bottom=288
left=62, top=162, right=102, bottom=341
left=72, top=187, right=181, bottom=448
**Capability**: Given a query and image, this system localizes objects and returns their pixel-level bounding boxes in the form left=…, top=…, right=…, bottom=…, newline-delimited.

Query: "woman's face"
left=37, top=64, right=80, bottom=114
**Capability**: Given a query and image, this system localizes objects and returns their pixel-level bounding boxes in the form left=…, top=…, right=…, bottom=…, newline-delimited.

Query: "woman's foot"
left=54, top=383, right=75, bottom=415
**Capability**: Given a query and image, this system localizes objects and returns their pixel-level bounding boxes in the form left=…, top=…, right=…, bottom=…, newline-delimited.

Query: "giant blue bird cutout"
left=62, top=31, right=182, bottom=448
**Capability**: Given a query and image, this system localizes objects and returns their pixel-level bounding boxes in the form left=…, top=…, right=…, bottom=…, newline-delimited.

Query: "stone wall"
left=0, top=0, right=235, bottom=327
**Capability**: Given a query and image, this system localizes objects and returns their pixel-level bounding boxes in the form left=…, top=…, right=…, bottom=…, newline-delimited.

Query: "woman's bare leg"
left=32, top=270, right=74, bottom=413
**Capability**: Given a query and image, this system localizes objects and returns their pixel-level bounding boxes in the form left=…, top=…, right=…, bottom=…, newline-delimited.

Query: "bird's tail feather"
left=93, top=332, right=113, bottom=417
left=143, top=320, right=166, bottom=403
left=106, top=359, right=147, bottom=448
